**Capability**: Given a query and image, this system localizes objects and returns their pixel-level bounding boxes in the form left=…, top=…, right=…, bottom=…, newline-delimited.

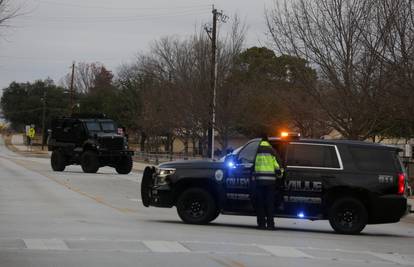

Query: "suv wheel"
left=81, top=151, right=99, bottom=173
left=176, top=188, right=218, bottom=224
left=51, top=150, right=66, bottom=172
left=115, top=156, right=133, bottom=174
left=141, top=167, right=155, bottom=207
left=329, top=197, right=368, bottom=235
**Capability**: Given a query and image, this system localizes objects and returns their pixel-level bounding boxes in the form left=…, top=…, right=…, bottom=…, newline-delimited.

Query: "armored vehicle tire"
left=115, top=156, right=133, bottom=174
left=328, top=197, right=368, bottom=235
left=176, top=188, right=218, bottom=224
left=81, top=151, right=99, bottom=173
left=51, top=150, right=66, bottom=172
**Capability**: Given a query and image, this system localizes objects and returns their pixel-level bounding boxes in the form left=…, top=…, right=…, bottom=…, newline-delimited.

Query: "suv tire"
left=141, top=167, right=155, bottom=207
left=51, top=150, right=66, bottom=172
left=115, top=155, right=133, bottom=174
left=81, top=151, right=99, bottom=173
left=176, top=188, right=218, bottom=224
left=329, top=197, right=368, bottom=235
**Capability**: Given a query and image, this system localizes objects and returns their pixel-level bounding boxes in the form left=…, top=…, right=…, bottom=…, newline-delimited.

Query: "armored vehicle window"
left=286, top=143, right=340, bottom=169
left=72, top=122, right=84, bottom=139
left=86, top=121, right=101, bottom=131
left=238, top=141, right=259, bottom=163
left=349, top=146, right=398, bottom=172
left=101, top=121, right=116, bottom=132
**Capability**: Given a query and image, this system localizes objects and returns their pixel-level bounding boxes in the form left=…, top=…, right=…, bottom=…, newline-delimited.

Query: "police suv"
left=141, top=134, right=410, bottom=234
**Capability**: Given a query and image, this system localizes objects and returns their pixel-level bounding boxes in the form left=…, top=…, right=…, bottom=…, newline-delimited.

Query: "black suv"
left=48, top=114, right=134, bottom=174
left=141, top=136, right=410, bottom=234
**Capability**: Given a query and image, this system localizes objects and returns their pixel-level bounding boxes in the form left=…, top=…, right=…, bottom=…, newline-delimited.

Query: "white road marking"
left=368, top=252, right=414, bottom=266
left=24, top=239, right=68, bottom=250
left=257, top=245, right=313, bottom=258
left=128, top=198, right=142, bottom=202
left=143, top=241, right=190, bottom=253
left=16, top=237, right=414, bottom=265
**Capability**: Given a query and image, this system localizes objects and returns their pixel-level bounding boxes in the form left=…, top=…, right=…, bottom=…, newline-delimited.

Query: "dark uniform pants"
left=255, top=183, right=275, bottom=227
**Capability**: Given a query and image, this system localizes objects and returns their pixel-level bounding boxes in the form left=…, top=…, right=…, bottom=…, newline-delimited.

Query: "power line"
left=35, top=0, right=210, bottom=11
left=0, top=55, right=125, bottom=63
left=26, top=7, right=207, bottom=19
left=20, top=9, right=209, bottom=23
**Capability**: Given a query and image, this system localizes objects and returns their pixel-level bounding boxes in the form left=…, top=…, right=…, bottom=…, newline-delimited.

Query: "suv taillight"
left=398, top=173, right=405, bottom=195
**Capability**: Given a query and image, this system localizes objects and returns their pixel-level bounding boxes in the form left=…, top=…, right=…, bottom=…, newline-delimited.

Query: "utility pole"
left=69, top=61, right=75, bottom=113
left=41, top=91, right=47, bottom=150
left=205, top=5, right=227, bottom=159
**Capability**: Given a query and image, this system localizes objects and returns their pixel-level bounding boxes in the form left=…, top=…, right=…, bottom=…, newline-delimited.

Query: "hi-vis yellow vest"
left=254, top=140, right=280, bottom=181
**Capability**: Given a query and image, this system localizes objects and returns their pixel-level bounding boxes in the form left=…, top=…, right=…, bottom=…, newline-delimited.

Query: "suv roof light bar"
left=280, top=132, right=301, bottom=140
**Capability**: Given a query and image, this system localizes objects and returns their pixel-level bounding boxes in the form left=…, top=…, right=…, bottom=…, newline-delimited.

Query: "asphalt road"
left=1, top=137, right=414, bottom=267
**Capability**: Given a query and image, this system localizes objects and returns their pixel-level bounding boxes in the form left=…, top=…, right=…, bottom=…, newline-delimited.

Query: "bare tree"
left=372, top=0, right=414, bottom=139
left=116, top=17, right=247, bottom=155
left=266, top=0, right=390, bottom=139
left=60, top=62, right=104, bottom=93
left=215, top=15, right=247, bottom=150
left=0, top=0, right=20, bottom=29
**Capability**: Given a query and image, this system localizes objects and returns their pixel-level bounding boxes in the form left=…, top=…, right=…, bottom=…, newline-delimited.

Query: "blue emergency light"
left=297, top=212, right=305, bottom=218
left=227, top=161, right=236, bottom=168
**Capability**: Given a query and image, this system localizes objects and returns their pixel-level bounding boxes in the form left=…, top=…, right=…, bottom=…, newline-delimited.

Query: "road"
left=0, top=137, right=414, bottom=267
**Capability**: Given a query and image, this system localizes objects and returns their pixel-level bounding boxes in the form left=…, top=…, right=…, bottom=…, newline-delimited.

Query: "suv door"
left=223, top=140, right=259, bottom=212
left=284, top=142, right=343, bottom=218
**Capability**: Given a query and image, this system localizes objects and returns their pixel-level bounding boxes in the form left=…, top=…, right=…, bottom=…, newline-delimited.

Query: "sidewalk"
left=5, top=134, right=151, bottom=172
left=6, top=134, right=49, bottom=158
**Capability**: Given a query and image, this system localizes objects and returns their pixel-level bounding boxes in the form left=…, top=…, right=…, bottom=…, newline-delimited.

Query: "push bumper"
left=97, top=150, right=134, bottom=156
left=147, top=185, right=174, bottom=208
left=369, top=195, right=408, bottom=224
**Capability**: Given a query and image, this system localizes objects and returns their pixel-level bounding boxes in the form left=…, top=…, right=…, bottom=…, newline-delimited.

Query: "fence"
left=133, top=151, right=205, bottom=165
left=400, top=157, right=414, bottom=196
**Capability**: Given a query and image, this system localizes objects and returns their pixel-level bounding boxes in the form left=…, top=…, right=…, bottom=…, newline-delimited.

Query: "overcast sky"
left=0, top=0, right=275, bottom=91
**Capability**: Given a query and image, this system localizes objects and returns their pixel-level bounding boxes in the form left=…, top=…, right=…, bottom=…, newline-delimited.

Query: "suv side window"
left=349, top=146, right=398, bottom=172
left=237, top=141, right=259, bottom=163
left=286, top=143, right=340, bottom=169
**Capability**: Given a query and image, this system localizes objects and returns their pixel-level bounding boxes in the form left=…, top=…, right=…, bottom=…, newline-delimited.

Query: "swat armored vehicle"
left=48, top=114, right=134, bottom=174
left=141, top=133, right=410, bottom=234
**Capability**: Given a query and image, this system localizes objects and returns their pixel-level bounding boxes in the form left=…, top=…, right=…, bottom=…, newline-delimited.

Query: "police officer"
left=253, top=135, right=282, bottom=230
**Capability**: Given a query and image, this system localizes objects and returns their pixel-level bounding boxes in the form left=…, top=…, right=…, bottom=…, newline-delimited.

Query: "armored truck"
left=48, top=114, right=134, bottom=174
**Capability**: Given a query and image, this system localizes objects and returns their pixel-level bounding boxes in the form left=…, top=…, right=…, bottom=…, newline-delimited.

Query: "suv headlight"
left=155, top=168, right=176, bottom=185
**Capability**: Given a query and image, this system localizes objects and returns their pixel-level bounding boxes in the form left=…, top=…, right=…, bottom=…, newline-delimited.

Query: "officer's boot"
left=257, top=218, right=266, bottom=230
left=266, top=217, right=275, bottom=230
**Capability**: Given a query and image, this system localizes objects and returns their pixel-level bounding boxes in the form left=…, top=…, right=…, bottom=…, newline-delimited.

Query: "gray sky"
left=0, top=0, right=275, bottom=90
